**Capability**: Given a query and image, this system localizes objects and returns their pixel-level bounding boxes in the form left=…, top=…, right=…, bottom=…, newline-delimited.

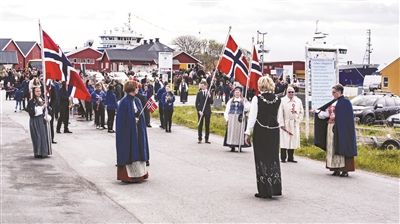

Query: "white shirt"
left=245, top=96, right=259, bottom=135
left=223, top=97, right=250, bottom=121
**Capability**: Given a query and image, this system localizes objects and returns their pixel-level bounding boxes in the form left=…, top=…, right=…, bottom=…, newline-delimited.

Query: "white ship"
left=98, top=13, right=143, bottom=50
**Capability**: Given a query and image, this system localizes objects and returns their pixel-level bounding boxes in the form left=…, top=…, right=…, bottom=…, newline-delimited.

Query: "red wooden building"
left=263, top=61, right=305, bottom=80
left=0, top=39, right=42, bottom=70
left=173, top=51, right=202, bottom=70
left=15, top=41, right=41, bottom=69
left=66, top=47, right=102, bottom=71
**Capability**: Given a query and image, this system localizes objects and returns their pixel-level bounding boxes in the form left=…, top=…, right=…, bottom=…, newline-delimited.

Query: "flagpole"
left=39, top=20, right=52, bottom=154
left=197, top=26, right=232, bottom=127
left=237, top=40, right=254, bottom=153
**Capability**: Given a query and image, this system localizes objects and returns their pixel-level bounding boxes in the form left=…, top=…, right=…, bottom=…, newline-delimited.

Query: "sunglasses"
left=288, top=91, right=294, bottom=93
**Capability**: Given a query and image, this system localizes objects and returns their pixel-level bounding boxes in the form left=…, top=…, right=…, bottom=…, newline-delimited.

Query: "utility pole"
left=257, top=30, right=268, bottom=75
left=363, top=29, right=372, bottom=65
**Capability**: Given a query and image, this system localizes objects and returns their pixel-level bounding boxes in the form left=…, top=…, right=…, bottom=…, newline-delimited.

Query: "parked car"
left=86, top=71, right=105, bottom=83
left=351, top=93, right=400, bottom=125
left=387, top=113, right=400, bottom=127
left=109, top=72, right=129, bottom=83
left=135, top=71, right=154, bottom=82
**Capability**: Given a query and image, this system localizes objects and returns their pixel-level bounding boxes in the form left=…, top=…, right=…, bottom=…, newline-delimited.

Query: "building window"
left=383, top=77, right=389, bottom=87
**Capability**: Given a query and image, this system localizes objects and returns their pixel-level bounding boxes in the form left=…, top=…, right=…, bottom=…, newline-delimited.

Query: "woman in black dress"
left=245, top=76, right=282, bottom=199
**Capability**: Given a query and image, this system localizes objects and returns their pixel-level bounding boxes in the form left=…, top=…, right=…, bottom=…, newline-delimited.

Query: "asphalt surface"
left=1, top=92, right=399, bottom=223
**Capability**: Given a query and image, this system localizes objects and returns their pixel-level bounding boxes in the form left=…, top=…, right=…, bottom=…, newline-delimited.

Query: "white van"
left=363, top=74, right=381, bottom=92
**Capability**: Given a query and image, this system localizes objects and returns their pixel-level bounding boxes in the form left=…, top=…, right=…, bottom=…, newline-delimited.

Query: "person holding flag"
left=195, top=80, right=213, bottom=144
left=27, top=86, right=52, bottom=158
left=161, top=85, right=175, bottom=133
left=115, top=80, right=149, bottom=183
left=223, top=86, right=251, bottom=152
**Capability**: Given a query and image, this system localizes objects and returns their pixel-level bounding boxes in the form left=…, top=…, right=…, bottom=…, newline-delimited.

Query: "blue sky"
left=1, top=0, right=398, bottom=67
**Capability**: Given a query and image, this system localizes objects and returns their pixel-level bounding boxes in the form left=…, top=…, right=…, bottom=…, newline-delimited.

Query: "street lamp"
left=257, top=30, right=268, bottom=75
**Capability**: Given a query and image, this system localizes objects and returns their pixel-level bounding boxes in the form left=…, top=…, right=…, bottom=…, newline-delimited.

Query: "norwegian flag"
left=217, top=35, right=249, bottom=87
left=42, top=30, right=91, bottom=101
left=248, top=46, right=263, bottom=93
left=145, top=97, right=158, bottom=113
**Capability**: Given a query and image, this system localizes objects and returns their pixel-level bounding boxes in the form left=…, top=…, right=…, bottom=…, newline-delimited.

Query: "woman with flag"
left=223, top=86, right=251, bottom=152
left=27, top=86, right=52, bottom=158
left=115, top=80, right=149, bottom=183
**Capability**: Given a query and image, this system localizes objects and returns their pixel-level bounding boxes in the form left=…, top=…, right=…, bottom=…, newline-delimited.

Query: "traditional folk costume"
left=277, top=95, right=304, bottom=162
left=27, top=97, right=52, bottom=158
left=246, top=93, right=282, bottom=198
left=179, top=81, right=188, bottom=103
left=116, top=94, right=149, bottom=183
left=314, top=96, right=357, bottom=176
left=223, top=95, right=250, bottom=151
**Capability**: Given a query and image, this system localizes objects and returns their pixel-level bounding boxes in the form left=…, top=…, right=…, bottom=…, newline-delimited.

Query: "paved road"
left=2, top=92, right=399, bottom=223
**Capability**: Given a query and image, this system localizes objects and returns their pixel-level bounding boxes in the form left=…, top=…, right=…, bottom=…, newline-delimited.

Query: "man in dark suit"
left=195, top=80, right=213, bottom=144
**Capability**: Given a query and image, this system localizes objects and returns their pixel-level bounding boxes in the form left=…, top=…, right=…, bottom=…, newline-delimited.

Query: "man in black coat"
left=195, top=80, right=213, bottom=144
left=56, top=81, right=72, bottom=133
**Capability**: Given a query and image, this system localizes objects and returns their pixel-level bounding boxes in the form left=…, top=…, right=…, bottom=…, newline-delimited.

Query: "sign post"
left=158, top=52, right=173, bottom=86
left=305, top=45, right=339, bottom=139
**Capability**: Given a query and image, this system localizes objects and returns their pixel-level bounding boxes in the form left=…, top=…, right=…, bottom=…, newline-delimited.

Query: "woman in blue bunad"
left=223, top=86, right=251, bottom=152
left=115, top=81, right=149, bottom=183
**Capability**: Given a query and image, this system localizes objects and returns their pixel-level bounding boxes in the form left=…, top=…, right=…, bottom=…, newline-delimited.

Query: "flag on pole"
left=145, top=98, right=158, bottom=113
left=217, top=35, right=249, bottom=87
left=249, top=46, right=263, bottom=93
left=42, top=30, right=91, bottom=101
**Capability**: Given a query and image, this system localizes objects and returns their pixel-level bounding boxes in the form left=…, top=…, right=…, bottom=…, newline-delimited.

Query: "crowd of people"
left=3, top=67, right=357, bottom=199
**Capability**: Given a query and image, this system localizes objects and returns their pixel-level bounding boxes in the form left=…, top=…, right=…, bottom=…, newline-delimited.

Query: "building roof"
left=66, top=46, right=102, bottom=57
left=380, top=57, right=400, bottom=73
left=0, top=38, right=12, bottom=51
left=173, top=51, right=202, bottom=63
left=15, top=41, right=37, bottom=57
left=0, top=51, right=18, bottom=64
left=103, top=41, right=174, bottom=62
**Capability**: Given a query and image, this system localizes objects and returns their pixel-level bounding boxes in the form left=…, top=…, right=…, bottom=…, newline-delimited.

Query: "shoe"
left=205, top=141, right=211, bottom=144
left=230, top=147, right=236, bottom=152
left=281, top=160, right=286, bottom=163
left=332, top=171, right=341, bottom=176
left=96, top=126, right=100, bottom=129
left=254, top=193, right=271, bottom=199
left=146, top=161, right=150, bottom=166
left=108, top=130, right=115, bottom=133
left=198, top=139, right=202, bottom=144
left=288, top=160, right=298, bottom=163
left=64, top=130, right=72, bottom=133
left=56, top=130, right=61, bottom=134
left=52, top=141, right=57, bottom=144
left=147, top=125, right=152, bottom=128
left=340, top=172, right=349, bottom=177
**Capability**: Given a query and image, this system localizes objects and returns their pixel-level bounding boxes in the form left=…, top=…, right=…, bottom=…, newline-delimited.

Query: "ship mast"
left=363, top=29, right=372, bottom=65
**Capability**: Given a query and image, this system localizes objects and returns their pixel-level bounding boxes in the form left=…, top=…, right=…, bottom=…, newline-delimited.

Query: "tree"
left=172, top=35, right=202, bottom=56
left=172, top=36, right=224, bottom=71
left=198, top=39, right=224, bottom=71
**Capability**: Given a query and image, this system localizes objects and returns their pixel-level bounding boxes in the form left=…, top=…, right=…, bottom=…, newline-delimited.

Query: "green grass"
left=152, top=106, right=400, bottom=177
left=188, top=85, right=199, bottom=95
left=296, top=139, right=400, bottom=177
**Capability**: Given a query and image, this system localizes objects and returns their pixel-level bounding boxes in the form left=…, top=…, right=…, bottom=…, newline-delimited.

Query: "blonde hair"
left=258, top=76, right=275, bottom=93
